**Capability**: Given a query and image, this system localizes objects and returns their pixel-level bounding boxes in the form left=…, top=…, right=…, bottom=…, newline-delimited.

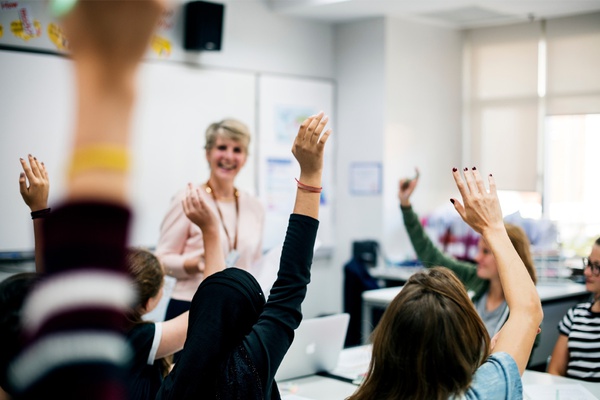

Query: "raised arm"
left=9, top=2, right=164, bottom=398
left=398, top=169, right=478, bottom=282
left=398, top=167, right=420, bottom=207
left=181, top=183, right=225, bottom=279
left=291, top=112, right=332, bottom=218
left=157, top=184, right=226, bottom=359
left=18, top=155, right=50, bottom=272
left=244, top=112, right=331, bottom=387
left=451, top=167, right=543, bottom=374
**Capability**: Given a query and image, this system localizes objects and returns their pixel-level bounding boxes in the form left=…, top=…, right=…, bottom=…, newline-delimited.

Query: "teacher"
left=155, top=118, right=265, bottom=321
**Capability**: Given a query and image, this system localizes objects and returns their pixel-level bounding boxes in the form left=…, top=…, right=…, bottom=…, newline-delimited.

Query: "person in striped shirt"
left=548, top=236, right=600, bottom=382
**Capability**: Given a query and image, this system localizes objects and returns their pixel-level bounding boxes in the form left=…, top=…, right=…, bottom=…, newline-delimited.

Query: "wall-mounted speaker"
left=183, top=1, right=225, bottom=51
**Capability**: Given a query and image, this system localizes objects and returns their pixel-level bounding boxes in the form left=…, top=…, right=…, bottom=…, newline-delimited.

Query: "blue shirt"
left=463, top=352, right=522, bottom=399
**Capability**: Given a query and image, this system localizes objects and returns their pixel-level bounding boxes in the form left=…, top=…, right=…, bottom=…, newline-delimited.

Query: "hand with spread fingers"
left=450, top=167, right=504, bottom=236
left=292, top=111, right=332, bottom=182
left=19, top=154, right=49, bottom=212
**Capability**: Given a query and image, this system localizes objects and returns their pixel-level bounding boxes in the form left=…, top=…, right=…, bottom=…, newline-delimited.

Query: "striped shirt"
left=558, top=301, right=600, bottom=382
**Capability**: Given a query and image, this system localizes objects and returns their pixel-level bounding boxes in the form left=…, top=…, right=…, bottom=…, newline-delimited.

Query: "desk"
left=279, top=354, right=600, bottom=400
left=278, top=375, right=357, bottom=399
left=361, top=282, right=591, bottom=368
left=522, top=370, right=600, bottom=398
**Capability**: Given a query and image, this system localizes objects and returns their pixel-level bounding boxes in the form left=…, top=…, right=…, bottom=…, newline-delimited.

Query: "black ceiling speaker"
left=183, top=1, right=225, bottom=51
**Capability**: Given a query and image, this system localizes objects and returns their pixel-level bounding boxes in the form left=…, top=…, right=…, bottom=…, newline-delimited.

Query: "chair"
left=343, top=241, right=381, bottom=347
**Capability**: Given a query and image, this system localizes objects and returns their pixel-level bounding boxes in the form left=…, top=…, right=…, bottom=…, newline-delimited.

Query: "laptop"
left=275, top=313, right=350, bottom=382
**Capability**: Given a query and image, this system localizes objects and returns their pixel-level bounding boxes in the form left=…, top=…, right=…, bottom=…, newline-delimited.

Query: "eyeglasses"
left=582, top=258, right=600, bottom=276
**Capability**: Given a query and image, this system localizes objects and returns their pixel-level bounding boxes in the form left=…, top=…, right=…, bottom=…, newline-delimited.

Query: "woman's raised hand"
left=61, top=0, right=165, bottom=69
left=182, top=183, right=217, bottom=235
left=398, top=167, right=419, bottom=207
left=450, top=167, right=504, bottom=236
left=292, top=112, right=332, bottom=182
left=19, top=154, right=49, bottom=212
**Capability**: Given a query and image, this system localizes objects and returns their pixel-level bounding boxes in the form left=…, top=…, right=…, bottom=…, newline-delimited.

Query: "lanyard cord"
left=205, top=181, right=239, bottom=251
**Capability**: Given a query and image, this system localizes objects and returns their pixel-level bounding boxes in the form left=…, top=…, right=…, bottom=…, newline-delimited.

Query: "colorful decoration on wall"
left=11, top=5, right=41, bottom=42
left=151, top=35, right=171, bottom=58
left=47, top=22, right=68, bottom=51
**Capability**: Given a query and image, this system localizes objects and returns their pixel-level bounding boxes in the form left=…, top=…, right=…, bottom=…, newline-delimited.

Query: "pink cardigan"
left=155, top=185, right=265, bottom=302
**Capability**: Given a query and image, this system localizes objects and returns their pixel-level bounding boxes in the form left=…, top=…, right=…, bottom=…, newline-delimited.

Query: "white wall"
left=382, top=18, right=463, bottom=260
left=325, top=18, right=386, bottom=317
left=183, top=0, right=335, bottom=79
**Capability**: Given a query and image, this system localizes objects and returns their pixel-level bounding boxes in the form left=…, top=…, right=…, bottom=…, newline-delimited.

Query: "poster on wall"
left=0, top=0, right=183, bottom=60
left=257, top=75, right=335, bottom=253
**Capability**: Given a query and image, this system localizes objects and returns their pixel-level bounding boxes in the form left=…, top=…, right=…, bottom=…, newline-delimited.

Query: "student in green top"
left=399, top=169, right=538, bottom=342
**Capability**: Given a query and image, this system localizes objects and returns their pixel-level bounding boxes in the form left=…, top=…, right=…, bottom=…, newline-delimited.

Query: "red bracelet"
left=295, top=178, right=322, bottom=193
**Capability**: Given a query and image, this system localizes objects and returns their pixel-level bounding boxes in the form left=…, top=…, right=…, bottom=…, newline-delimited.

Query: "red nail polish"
left=489, top=173, right=493, bottom=177
left=472, top=166, right=476, bottom=170
left=452, top=167, right=457, bottom=172
left=450, top=199, right=455, bottom=204
left=463, top=167, right=468, bottom=171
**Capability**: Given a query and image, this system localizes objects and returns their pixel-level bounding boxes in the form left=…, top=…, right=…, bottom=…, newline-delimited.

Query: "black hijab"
left=157, top=267, right=270, bottom=399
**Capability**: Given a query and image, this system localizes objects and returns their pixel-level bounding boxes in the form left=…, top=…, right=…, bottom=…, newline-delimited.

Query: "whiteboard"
left=0, top=50, right=257, bottom=255
left=257, top=75, right=335, bottom=251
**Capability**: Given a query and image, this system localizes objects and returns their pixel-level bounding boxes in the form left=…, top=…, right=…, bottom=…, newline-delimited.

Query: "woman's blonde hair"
left=204, top=118, right=251, bottom=154
left=348, top=267, right=490, bottom=400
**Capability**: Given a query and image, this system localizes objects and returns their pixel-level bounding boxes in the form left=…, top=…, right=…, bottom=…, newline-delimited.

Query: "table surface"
left=279, top=346, right=600, bottom=399
left=362, top=281, right=590, bottom=306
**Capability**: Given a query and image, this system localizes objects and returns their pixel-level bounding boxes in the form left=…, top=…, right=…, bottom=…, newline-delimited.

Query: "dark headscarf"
left=157, top=267, right=269, bottom=399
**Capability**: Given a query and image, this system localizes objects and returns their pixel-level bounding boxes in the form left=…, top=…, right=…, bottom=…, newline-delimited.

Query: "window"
left=544, top=114, right=600, bottom=256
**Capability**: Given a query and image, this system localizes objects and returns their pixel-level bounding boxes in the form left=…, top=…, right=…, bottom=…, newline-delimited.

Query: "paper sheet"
left=524, top=384, right=598, bottom=400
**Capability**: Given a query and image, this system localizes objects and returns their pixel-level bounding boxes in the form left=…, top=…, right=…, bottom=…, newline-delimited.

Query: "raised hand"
left=19, top=154, right=49, bottom=212
left=292, top=112, right=332, bottom=182
left=182, top=183, right=217, bottom=235
left=398, top=167, right=419, bottom=207
left=450, top=167, right=504, bottom=236
left=182, top=183, right=224, bottom=277
left=60, top=0, right=165, bottom=70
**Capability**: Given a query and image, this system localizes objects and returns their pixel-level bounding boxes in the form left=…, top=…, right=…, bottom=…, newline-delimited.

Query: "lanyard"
left=205, top=181, right=239, bottom=251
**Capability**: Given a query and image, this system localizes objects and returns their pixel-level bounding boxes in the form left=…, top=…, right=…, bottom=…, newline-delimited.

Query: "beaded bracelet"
left=68, top=145, right=130, bottom=178
left=295, top=178, right=322, bottom=193
left=31, top=208, right=51, bottom=220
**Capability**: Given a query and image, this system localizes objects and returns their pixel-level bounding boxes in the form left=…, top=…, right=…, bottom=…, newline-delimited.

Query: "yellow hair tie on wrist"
left=69, top=145, right=130, bottom=178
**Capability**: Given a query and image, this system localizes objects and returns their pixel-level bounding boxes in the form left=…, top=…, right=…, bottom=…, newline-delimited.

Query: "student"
left=126, top=184, right=225, bottom=399
left=399, top=170, right=538, bottom=340
left=547, top=237, right=600, bottom=382
left=156, top=111, right=331, bottom=399
left=10, top=161, right=221, bottom=400
left=155, top=118, right=266, bottom=322
left=348, top=168, right=543, bottom=400
left=7, top=1, right=165, bottom=398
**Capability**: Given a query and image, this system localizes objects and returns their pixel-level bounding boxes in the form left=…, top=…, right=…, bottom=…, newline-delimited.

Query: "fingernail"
left=19, top=158, right=23, bottom=161
left=463, top=167, right=468, bottom=171
left=450, top=199, right=455, bottom=204
left=472, top=166, right=476, bottom=170
left=489, top=173, right=493, bottom=177
left=28, top=154, right=32, bottom=157
left=34, top=157, right=37, bottom=160
left=452, top=167, right=457, bottom=172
